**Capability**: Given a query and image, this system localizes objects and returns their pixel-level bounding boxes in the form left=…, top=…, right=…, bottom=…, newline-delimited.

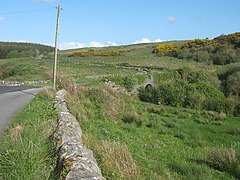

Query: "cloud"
left=15, top=40, right=31, bottom=43
left=134, top=38, right=163, bottom=44
left=59, top=38, right=164, bottom=49
left=0, top=17, right=5, bottom=23
left=134, top=38, right=151, bottom=44
left=153, top=38, right=163, bottom=43
left=33, top=0, right=54, bottom=3
left=58, top=41, right=118, bottom=50
left=166, top=16, right=177, bottom=24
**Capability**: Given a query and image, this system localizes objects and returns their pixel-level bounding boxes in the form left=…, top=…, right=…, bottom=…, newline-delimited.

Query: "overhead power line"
left=0, top=7, right=56, bottom=15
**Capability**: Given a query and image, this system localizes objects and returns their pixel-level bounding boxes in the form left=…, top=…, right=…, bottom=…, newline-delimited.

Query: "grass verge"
left=0, top=89, right=57, bottom=180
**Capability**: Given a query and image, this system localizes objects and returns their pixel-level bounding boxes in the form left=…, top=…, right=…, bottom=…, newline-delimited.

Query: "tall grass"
left=207, top=148, right=240, bottom=178
left=0, top=89, right=57, bottom=179
left=83, top=134, right=140, bottom=180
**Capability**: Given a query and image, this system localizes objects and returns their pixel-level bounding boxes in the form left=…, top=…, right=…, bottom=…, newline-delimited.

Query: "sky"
left=0, top=0, right=240, bottom=50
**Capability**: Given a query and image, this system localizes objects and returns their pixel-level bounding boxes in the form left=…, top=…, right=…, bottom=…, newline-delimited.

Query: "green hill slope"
left=0, top=42, right=54, bottom=59
left=0, top=33, right=240, bottom=179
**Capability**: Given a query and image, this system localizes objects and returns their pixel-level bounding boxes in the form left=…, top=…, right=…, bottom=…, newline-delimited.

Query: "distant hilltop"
left=0, top=42, right=54, bottom=59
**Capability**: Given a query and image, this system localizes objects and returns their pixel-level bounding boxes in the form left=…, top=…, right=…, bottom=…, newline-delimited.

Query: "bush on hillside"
left=153, top=33, right=240, bottom=65
left=193, top=82, right=228, bottom=112
left=157, top=80, right=186, bottom=107
left=138, top=86, right=160, bottom=104
left=67, top=49, right=128, bottom=57
left=184, top=85, right=205, bottom=109
left=152, top=44, right=180, bottom=57
left=138, top=80, right=231, bottom=113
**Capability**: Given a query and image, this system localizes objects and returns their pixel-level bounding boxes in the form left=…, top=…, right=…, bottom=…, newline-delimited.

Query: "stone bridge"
left=143, top=75, right=154, bottom=88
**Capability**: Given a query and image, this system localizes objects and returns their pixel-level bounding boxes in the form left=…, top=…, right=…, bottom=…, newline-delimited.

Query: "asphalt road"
left=0, top=86, right=46, bottom=137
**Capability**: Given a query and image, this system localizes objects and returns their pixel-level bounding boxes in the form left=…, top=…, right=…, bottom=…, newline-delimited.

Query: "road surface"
left=0, top=86, right=46, bottom=137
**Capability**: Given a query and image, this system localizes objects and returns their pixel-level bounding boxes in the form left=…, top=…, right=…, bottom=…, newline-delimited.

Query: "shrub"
left=193, top=82, right=228, bottom=113
left=157, top=80, right=186, bottom=107
left=177, top=66, right=192, bottom=81
left=187, top=71, right=209, bottom=83
left=139, top=80, right=231, bottom=113
left=181, top=39, right=219, bottom=51
left=153, top=44, right=180, bottom=57
left=138, top=86, right=160, bottom=104
left=67, top=49, right=128, bottom=57
left=184, top=85, right=205, bottom=109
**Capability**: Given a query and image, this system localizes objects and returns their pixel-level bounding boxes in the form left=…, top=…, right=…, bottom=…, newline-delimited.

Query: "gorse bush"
left=67, top=49, right=129, bottom=57
left=214, top=32, right=240, bottom=48
left=153, top=32, right=240, bottom=65
left=153, top=44, right=180, bottom=56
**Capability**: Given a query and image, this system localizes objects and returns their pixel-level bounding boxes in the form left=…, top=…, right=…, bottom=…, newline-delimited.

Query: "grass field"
left=0, top=42, right=240, bottom=179
left=64, top=84, right=240, bottom=179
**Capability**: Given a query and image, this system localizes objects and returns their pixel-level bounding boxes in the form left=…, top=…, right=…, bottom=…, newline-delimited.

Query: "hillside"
left=0, top=42, right=54, bottom=59
left=0, top=33, right=240, bottom=179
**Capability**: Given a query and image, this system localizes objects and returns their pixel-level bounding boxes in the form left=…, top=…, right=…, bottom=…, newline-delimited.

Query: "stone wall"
left=54, top=90, right=105, bottom=180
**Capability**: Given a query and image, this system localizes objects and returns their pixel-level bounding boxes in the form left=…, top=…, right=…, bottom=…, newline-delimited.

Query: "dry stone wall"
left=54, top=90, right=105, bottom=180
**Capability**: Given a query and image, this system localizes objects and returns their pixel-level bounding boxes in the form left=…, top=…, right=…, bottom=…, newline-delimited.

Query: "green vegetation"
left=0, top=33, right=240, bottom=179
left=63, top=82, right=240, bottom=179
left=67, top=49, right=129, bottom=57
left=0, top=58, right=52, bottom=81
left=153, top=32, right=240, bottom=65
left=0, top=90, right=57, bottom=179
left=0, top=42, right=54, bottom=59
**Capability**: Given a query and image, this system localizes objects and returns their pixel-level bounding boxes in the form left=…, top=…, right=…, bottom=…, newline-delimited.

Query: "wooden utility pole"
left=53, top=5, right=61, bottom=89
